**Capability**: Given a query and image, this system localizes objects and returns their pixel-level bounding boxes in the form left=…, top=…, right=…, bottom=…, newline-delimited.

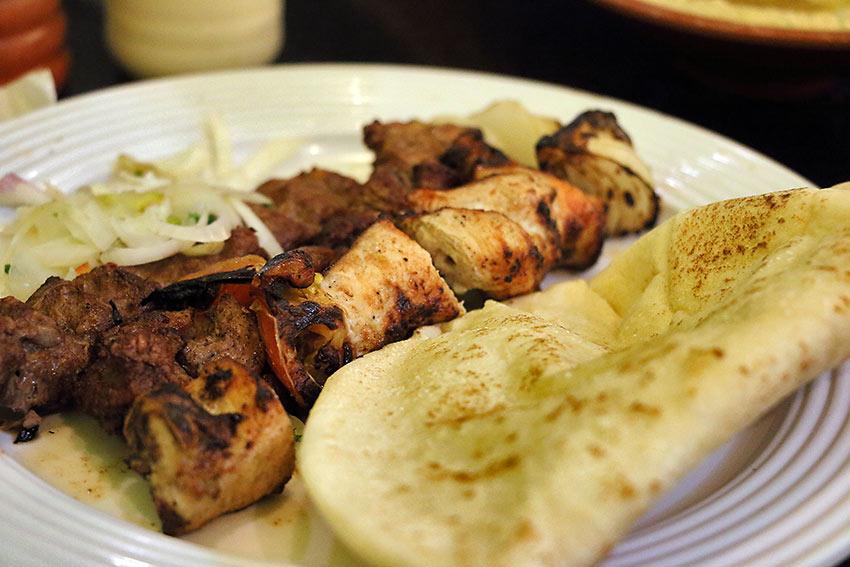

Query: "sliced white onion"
left=150, top=217, right=233, bottom=243
left=101, top=240, right=184, bottom=266
left=29, top=238, right=99, bottom=268
left=228, top=137, right=305, bottom=190
left=228, top=196, right=283, bottom=256
left=206, top=112, right=234, bottom=180
left=0, top=116, right=296, bottom=299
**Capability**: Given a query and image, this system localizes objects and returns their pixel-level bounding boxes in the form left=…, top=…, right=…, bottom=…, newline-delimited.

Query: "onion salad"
left=0, top=115, right=302, bottom=300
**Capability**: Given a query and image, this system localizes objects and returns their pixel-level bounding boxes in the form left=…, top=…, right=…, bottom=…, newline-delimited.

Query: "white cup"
left=104, top=0, right=285, bottom=78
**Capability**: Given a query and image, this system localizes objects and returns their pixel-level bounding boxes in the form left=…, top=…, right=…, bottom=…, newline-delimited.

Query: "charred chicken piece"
left=75, top=310, right=194, bottom=433
left=126, top=226, right=267, bottom=285
left=26, top=264, right=159, bottom=343
left=0, top=297, right=88, bottom=429
left=124, top=358, right=294, bottom=535
left=396, top=208, right=545, bottom=299
left=537, top=110, right=658, bottom=236
left=319, top=219, right=463, bottom=358
left=407, top=165, right=606, bottom=271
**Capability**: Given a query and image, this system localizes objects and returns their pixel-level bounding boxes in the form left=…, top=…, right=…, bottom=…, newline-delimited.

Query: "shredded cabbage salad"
left=0, top=115, right=302, bottom=300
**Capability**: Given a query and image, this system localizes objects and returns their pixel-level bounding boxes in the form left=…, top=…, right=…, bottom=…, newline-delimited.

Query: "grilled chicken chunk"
left=396, top=208, right=545, bottom=299
left=537, top=110, right=658, bottom=236
left=124, top=358, right=294, bottom=535
left=320, top=219, right=463, bottom=357
left=250, top=221, right=463, bottom=411
left=407, top=165, right=605, bottom=271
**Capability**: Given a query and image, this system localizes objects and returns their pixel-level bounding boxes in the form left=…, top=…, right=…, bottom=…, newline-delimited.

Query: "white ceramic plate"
left=0, top=64, right=846, bottom=567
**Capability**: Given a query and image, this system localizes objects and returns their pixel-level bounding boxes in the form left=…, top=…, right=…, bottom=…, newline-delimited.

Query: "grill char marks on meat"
left=180, top=294, right=266, bottom=377
left=437, top=129, right=513, bottom=183
left=0, top=297, right=89, bottom=427
left=124, top=358, right=295, bottom=536
left=76, top=310, right=194, bottom=433
left=407, top=165, right=606, bottom=273
left=26, top=264, right=159, bottom=344
left=126, top=226, right=267, bottom=286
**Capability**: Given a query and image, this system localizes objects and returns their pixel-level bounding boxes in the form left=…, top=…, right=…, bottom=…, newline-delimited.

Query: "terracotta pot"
left=0, top=0, right=70, bottom=88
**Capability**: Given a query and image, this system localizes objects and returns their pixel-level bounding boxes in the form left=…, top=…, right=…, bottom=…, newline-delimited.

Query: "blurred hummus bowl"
left=637, top=0, right=850, bottom=31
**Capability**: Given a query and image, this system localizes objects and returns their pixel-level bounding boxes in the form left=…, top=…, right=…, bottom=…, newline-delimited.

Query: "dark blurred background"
left=63, top=0, right=849, bottom=188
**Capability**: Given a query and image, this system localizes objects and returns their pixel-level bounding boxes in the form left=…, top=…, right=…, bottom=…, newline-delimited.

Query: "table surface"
left=59, top=1, right=850, bottom=566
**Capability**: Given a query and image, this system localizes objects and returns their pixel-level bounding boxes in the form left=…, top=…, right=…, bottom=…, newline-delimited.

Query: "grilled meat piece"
left=320, top=219, right=463, bottom=357
left=307, top=209, right=383, bottom=252
left=438, top=129, right=512, bottom=183
left=127, top=226, right=267, bottom=285
left=76, top=310, right=194, bottom=433
left=124, top=358, right=294, bottom=535
left=362, top=120, right=470, bottom=208
left=0, top=297, right=88, bottom=427
left=249, top=169, right=376, bottom=249
left=396, top=208, right=546, bottom=299
left=364, top=120, right=469, bottom=174
left=181, top=294, right=266, bottom=377
left=26, top=264, right=158, bottom=343
left=408, top=165, right=606, bottom=271
left=537, top=110, right=658, bottom=236
left=363, top=121, right=513, bottom=209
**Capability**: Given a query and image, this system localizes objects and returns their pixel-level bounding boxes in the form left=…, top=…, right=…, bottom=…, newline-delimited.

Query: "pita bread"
left=299, top=186, right=850, bottom=567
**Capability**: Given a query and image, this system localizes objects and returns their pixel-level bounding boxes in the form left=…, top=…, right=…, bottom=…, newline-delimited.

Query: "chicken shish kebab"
left=124, top=358, right=295, bottom=536
left=0, top=103, right=656, bottom=536
left=537, top=110, right=659, bottom=236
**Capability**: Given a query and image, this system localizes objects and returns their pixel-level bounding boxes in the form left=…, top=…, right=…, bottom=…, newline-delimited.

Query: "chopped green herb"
left=187, top=212, right=201, bottom=223
left=208, top=213, right=218, bottom=223
left=166, top=215, right=182, bottom=225
left=3, top=264, right=10, bottom=274
left=134, top=169, right=144, bottom=177
left=293, top=432, right=303, bottom=443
